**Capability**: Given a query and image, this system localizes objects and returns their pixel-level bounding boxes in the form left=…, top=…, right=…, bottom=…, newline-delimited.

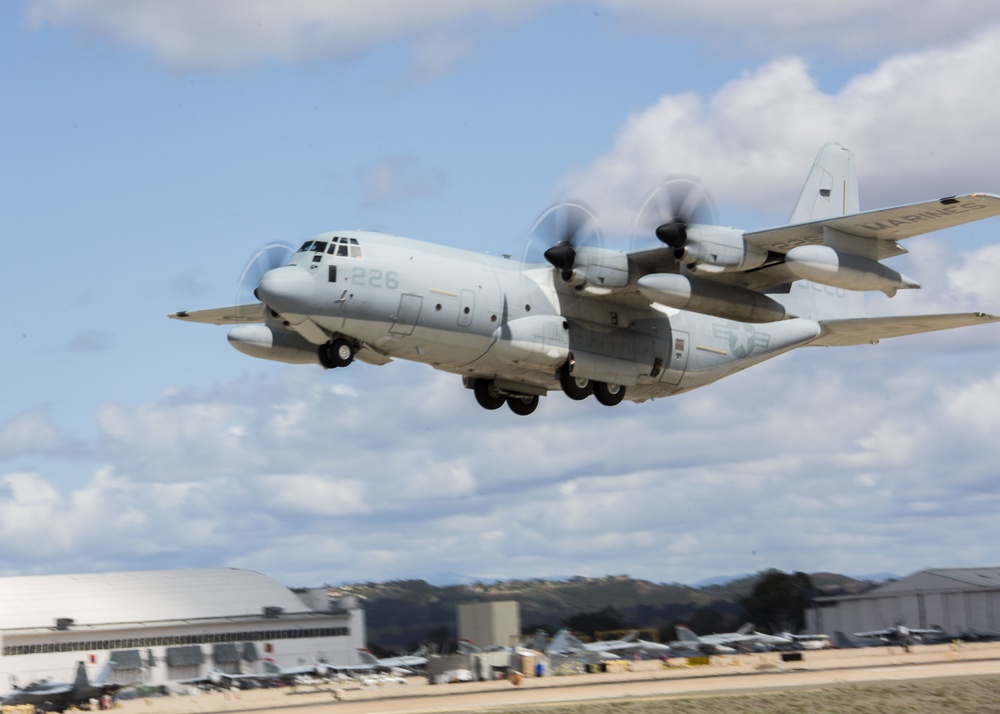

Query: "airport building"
left=457, top=600, right=520, bottom=649
left=0, top=568, right=365, bottom=694
left=807, top=567, right=1000, bottom=638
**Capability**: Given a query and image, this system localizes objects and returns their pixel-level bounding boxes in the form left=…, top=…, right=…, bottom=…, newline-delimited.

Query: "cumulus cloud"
left=25, top=0, right=1000, bottom=72
left=24, top=0, right=550, bottom=72
left=560, top=28, right=1000, bottom=231
left=2, top=328, right=997, bottom=585
left=0, top=410, right=85, bottom=459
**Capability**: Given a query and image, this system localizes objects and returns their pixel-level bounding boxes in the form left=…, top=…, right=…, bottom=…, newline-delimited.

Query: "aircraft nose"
left=256, top=266, right=316, bottom=317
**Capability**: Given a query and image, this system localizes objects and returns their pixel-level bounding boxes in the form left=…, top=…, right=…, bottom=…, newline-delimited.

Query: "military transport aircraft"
left=171, top=144, right=1000, bottom=415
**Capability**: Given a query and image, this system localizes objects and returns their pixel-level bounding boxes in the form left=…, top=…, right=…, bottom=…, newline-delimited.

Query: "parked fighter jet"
left=355, top=647, right=428, bottom=672
left=1, top=662, right=126, bottom=712
left=853, top=623, right=946, bottom=648
left=172, top=144, right=1000, bottom=415
left=546, top=628, right=672, bottom=659
left=670, top=623, right=765, bottom=654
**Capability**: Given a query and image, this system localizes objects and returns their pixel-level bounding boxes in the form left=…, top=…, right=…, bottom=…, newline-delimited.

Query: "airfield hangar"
left=0, top=567, right=365, bottom=695
left=806, top=567, right=1000, bottom=638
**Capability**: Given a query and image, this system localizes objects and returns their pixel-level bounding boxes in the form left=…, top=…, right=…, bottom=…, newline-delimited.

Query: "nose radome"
left=256, top=266, right=316, bottom=316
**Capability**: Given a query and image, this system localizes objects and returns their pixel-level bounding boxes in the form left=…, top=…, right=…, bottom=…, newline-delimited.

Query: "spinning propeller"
left=632, top=177, right=716, bottom=259
left=526, top=201, right=601, bottom=281
left=234, top=242, right=294, bottom=321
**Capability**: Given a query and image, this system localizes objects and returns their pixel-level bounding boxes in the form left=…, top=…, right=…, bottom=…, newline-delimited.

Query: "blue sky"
left=4, top=1, right=1000, bottom=588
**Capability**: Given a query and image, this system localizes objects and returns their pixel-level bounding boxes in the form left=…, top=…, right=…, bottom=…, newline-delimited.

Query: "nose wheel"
left=319, top=337, right=355, bottom=369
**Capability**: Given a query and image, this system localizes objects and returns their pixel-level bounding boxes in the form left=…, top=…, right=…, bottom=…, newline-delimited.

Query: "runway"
left=115, top=641, right=1000, bottom=714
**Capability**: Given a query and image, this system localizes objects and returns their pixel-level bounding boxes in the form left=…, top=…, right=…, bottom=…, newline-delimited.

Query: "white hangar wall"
left=807, top=567, right=1000, bottom=637
left=0, top=568, right=365, bottom=694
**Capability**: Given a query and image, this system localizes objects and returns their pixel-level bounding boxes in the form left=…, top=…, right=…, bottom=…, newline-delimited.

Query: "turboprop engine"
left=637, top=273, right=791, bottom=323
left=784, top=245, right=920, bottom=296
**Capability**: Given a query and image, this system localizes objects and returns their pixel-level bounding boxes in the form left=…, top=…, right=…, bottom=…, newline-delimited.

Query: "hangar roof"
left=0, top=568, right=314, bottom=630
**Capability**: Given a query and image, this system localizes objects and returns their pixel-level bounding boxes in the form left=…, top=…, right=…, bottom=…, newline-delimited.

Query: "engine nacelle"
left=490, top=315, right=570, bottom=369
left=637, top=273, right=791, bottom=323
left=784, top=245, right=920, bottom=295
left=228, top=324, right=320, bottom=364
left=673, top=226, right=768, bottom=274
left=564, top=246, right=630, bottom=288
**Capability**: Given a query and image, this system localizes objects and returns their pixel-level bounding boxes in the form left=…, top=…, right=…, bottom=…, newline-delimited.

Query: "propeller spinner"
left=527, top=201, right=600, bottom=281
left=633, top=177, right=716, bottom=259
left=234, top=242, right=294, bottom=321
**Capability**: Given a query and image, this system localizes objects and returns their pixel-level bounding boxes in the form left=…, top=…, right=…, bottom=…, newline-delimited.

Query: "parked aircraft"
left=670, top=623, right=766, bottom=654
left=1, top=662, right=126, bottom=712
left=172, top=143, right=1000, bottom=415
left=546, top=628, right=672, bottom=659
left=355, top=647, right=428, bottom=672
left=853, top=623, right=946, bottom=648
left=778, top=632, right=831, bottom=650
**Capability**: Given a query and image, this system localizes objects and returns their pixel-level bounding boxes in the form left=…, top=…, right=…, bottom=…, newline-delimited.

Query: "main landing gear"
left=470, top=378, right=540, bottom=416
left=559, top=363, right=626, bottom=406
left=318, top=337, right=355, bottom=369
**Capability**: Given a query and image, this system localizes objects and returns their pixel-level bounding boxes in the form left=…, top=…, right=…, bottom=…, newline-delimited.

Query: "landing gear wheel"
left=319, top=338, right=355, bottom=369
left=473, top=379, right=506, bottom=410
left=507, top=394, right=539, bottom=416
left=560, top=363, right=592, bottom=400
left=594, top=382, right=626, bottom=406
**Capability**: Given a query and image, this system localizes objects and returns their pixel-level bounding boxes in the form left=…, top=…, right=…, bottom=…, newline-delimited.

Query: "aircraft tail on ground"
left=674, top=625, right=701, bottom=644
left=72, top=661, right=90, bottom=693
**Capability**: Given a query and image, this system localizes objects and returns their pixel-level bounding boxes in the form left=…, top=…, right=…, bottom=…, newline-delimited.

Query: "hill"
left=330, top=571, right=874, bottom=652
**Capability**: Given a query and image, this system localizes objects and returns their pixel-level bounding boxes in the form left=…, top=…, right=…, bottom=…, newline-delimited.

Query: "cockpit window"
left=325, top=236, right=363, bottom=259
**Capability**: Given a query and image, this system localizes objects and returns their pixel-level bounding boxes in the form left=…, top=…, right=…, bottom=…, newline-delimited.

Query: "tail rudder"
left=675, top=625, right=700, bottom=644
left=789, top=143, right=859, bottom=223
left=778, top=142, right=866, bottom=320
left=72, top=661, right=90, bottom=692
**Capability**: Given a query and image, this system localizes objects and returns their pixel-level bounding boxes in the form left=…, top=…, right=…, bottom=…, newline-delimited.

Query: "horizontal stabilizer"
left=811, top=312, right=1000, bottom=346
left=168, top=304, right=264, bottom=324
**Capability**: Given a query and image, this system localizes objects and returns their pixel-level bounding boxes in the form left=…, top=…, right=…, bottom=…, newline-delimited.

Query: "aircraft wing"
left=810, top=313, right=1000, bottom=346
left=168, top=304, right=265, bottom=324
left=745, top=194, right=1000, bottom=254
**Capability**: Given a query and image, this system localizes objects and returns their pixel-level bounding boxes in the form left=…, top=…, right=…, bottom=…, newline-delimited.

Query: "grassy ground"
left=453, top=674, right=1000, bottom=714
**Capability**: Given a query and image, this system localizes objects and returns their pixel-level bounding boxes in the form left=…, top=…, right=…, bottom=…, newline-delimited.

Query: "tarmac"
left=114, top=641, right=1000, bottom=714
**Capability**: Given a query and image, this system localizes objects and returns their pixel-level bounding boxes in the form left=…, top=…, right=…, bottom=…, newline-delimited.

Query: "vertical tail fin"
left=674, top=625, right=701, bottom=644
left=72, top=661, right=90, bottom=691
left=789, top=143, right=859, bottom=223
left=778, top=143, right=866, bottom=320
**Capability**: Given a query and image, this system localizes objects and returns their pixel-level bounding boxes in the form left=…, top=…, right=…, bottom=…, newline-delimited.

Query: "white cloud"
left=605, top=0, right=1000, bottom=59
left=25, top=0, right=1000, bottom=72
left=24, top=0, right=550, bottom=71
left=561, top=28, right=1000, bottom=230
